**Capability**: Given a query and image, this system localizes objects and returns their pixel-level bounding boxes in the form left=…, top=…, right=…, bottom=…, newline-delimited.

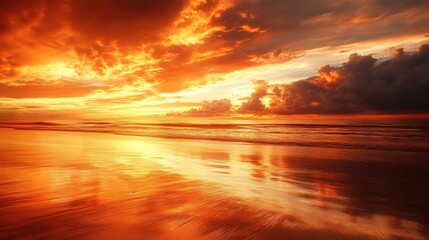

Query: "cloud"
left=0, top=80, right=107, bottom=98
left=238, top=80, right=269, bottom=115
left=1, top=0, right=428, bottom=97
left=0, top=0, right=428, bottom=122
left=238, top=44, right=429, bottom=115
left=210, top=0, right=429, bottom=51
left=168, top=98, right=232, bottom=117
left=68, top=0, right=188, bottom=45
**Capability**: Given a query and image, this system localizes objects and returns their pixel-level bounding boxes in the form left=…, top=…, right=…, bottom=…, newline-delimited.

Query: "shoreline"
left=2, top=126, right=429, bottom=153
left=2, top=127, right=429, bottom=165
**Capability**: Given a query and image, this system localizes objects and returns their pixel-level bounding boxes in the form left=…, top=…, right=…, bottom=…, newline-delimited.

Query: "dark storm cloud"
left=238, top=44, right=429, bottom=115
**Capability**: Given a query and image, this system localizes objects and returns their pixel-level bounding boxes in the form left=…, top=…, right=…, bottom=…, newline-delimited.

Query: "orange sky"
left=1, top=0, right=429, bottom=120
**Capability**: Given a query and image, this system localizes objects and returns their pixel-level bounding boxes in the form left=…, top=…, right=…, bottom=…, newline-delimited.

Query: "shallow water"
left=1, top=127, right=429, bottom=239
left=2, top=119, right=429, bottom=152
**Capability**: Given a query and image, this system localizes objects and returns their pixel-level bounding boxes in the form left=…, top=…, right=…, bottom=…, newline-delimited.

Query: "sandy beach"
left=1, top=128, right=428, bottom=239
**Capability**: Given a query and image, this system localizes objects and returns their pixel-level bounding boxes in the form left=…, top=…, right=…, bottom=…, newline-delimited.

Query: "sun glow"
left=0, top=0, right=428, bottom=120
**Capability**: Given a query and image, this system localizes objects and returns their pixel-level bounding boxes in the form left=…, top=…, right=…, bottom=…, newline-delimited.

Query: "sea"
left=1, top=119, right=429, bottom=239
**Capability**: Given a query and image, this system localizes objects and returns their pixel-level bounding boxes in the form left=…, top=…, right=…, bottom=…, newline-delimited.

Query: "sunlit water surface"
left=1, top=125, right=429, bottom=239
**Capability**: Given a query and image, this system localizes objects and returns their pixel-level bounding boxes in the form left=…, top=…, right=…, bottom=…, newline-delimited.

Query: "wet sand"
left=1, top=128, right=428, bottom=239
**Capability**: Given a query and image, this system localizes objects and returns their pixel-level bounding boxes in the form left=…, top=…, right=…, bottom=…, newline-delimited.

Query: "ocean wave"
left=2, top=122, right=429, bottom=153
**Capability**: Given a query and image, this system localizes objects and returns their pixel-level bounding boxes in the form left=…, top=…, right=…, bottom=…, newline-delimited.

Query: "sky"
left=1, top=0, right=429, bottom=120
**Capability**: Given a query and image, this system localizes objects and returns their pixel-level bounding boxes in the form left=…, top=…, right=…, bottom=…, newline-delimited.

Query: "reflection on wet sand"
left=0, top=128, right=428, bottom=239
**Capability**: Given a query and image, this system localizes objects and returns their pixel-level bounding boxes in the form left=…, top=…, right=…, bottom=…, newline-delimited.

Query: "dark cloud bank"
left=178, top=44, right=429, bottom=117
left=238, top=44, right=429, bottom=115
left=175, top=44, right=429, bottom=117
